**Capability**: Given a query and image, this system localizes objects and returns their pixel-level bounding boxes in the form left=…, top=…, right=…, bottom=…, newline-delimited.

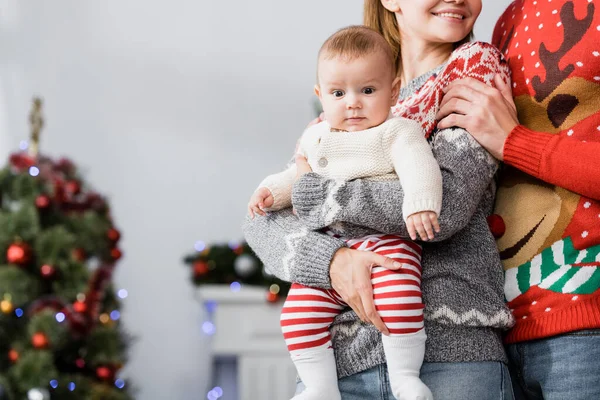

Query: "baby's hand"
left=248, top=187, right=274, bottom=218
left=406, top=211, right=440, bottom=241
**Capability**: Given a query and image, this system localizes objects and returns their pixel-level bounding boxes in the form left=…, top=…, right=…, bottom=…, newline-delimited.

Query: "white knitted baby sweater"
left=259, top=117, right=442, bottom=220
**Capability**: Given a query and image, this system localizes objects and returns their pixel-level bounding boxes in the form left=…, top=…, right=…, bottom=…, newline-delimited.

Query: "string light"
left=194, top=241, right=206, bottom=252
left=110, top=310, right=120, bottom=321
left=29, top=166, right=40, bottom=176
left=55, top=312, right=65, bottom=323
left=14, top=308, right=24, bottom=318
left=115, top=379, right=125, bottom=389
left=49, top=380, right=58, bottom=389
left=68, top=382, right=76, bottom=391
left=230, top=282, right=241, bottom=292
left=204, top=300, right=217, bottom=314
left=117, top=289, right=128, bottom=299
left=19, top=140, right=28, bottom=150
left=207, top=387, right=223, bottom=400
left=202, top=321, right=216, bottom=335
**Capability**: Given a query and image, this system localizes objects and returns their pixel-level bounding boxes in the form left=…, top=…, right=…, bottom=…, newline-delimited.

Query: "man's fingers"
left=437, top=113, right=469, bottom=130
left=437, top=98, right=471, bottom=120
left=494, top=74, right=518, bottom=114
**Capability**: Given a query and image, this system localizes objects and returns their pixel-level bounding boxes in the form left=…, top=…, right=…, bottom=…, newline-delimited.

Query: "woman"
left=244, top=1, right=515, bottom=398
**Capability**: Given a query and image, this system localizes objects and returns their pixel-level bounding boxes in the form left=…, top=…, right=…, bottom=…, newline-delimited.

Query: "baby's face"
left=316, top=52, right=398, bottom=132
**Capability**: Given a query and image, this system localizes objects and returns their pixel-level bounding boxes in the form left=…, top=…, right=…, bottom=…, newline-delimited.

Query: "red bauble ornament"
left=86, top=192, right=107, bottom=212
left=8, top=349, right=19, bottom=363
left=6, top=242, right=31, bottom=265
left=73, top=300, right=87, bottom=313
left=32, top=332, right=49, bottom=349
left=9, top=153, right=35, bottom=171
left=75, top=358, right=86, bottom=369
left=65, top=180, right=81, bottom=196
left=72, top=248, right=87, bottom=262
left=96, top=366, right=114, bottom=381
left=193, top=261, right=209, bottom=277
left=35, top=194, right=51, bottom=209
left=107, top=228, right=121, bottom=243
left=266, top=291, right=279, bottom=303
left=55, top=157, right=76, bottom=174
left=110, top=248, right=123, bottom=261
left=487, top=214, right=506, bottom=239
left=40, top=264, right=57, bottom=279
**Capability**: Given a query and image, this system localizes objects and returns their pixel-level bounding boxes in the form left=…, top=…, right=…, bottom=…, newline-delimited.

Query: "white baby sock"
left=290, top=347, right=341, bottom=400
left=382, top=329, right=433, bottom=400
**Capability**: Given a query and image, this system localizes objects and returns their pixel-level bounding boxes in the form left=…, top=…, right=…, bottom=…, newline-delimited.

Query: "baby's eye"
left=362, top=87, right=374, bottom=94
left=332, top=90, right=344, bottom=97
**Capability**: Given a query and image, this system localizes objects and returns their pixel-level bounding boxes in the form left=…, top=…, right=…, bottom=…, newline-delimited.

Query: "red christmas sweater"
left=492, top=0, right=600, bottom=343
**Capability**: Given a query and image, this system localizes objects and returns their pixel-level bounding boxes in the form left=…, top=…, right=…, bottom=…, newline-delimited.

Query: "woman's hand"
left=329, top=247, right=402, bottom=336
left=436, top=74, right=518, bottom=160
left=294, top=154, right=312, bottom=182
left=307, top=112, right=324, bottom=129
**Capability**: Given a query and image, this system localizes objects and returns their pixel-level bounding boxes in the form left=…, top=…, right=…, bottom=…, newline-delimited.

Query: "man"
left=437, top=0, right=600, bottom=398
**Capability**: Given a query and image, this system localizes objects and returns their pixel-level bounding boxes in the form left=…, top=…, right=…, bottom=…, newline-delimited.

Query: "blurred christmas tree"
left=0, top=98, right=132, bottom=399
left=183, top=240, right=290, bottom=303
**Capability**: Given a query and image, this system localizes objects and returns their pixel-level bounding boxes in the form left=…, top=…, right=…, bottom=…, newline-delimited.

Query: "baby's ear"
left=314, top=84, right=322, bottom=98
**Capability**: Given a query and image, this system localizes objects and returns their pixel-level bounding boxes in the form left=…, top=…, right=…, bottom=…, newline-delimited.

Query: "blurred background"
left=0, top=0, right=513, bottom=398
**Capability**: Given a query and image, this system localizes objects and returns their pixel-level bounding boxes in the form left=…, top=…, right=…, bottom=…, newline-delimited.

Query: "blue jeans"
left=506, top=329, right=600, bottom=400
left=295, top=361, right=514, bottom=400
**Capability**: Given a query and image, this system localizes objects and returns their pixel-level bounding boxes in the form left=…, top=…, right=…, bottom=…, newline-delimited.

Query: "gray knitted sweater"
left=243, top=50, right=514, bottom=378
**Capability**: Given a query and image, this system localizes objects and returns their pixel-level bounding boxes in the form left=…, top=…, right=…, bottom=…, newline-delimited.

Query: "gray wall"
left=0, top=1, right=513, bottom=398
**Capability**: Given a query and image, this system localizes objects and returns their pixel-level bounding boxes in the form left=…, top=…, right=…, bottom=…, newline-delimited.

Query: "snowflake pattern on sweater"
left=392, top=41, right=511, bottom=139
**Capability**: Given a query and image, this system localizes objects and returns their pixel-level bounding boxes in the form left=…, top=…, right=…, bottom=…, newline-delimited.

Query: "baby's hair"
left=317, top=25, right=395, bottom=79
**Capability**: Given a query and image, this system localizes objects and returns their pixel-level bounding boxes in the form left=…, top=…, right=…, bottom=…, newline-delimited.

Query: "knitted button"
left=318, top=157, right=328, bottom=168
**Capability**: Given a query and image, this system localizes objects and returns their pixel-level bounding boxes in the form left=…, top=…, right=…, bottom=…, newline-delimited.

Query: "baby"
left=247, top=26, right=440, bottom=400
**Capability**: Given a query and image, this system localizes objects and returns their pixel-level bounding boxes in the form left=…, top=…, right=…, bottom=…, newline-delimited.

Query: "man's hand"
left=436, top=75, right=518, bottom=160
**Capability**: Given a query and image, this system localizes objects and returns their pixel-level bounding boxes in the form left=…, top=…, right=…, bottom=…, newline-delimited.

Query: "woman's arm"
left=292, top=126, right=499, bottom=241
left=242, top=208, right=401, bottom=334
left=242, top=208, right=343, bottom=289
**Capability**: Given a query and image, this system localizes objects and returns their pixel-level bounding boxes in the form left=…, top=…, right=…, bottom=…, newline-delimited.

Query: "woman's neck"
left=398, top=39, right=454, bottom=86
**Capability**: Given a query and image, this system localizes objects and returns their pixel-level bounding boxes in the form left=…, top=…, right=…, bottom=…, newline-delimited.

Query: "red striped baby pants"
left=280, top=234, right=424, bottom=355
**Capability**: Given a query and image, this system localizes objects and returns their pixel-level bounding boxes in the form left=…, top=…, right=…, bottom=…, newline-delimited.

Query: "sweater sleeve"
left=503, top=125, right=600, bottom=200
left=387, top=119, right=443, bottom=220
left=292, top=127, right=498, bottom=241
left=242, top=208, right=345, bottom=289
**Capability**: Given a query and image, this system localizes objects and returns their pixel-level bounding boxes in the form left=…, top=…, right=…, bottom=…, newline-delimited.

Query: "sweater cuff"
left=503, top=125, right=553, bottom=178
left=291, top=173, right=328, bottom=215
left=293, top=235, right=346, bottom=289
